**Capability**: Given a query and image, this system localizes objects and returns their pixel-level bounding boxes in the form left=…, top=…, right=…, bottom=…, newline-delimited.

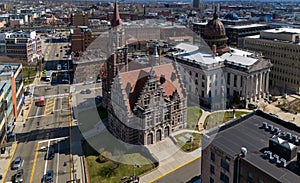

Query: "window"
left=144, top=95, right=150, bottom=106
left=149, top=82, right=155, bottom=91
left=195, top=73, right=198, bottom=78
left=221, top=159, right=229, bottom=171
left=195, top=80, right=198, bottom=85
left=210, top=165, right=215, bottom=174
left=201, top=91, right=204, bottom=98
left=227, top=73, right=230, bottom=85
left=211, top=152, right=215, bottom=161
left=240, top=76, right=243, bottom=87
left=202, top=82, right=205, bottom=87
left=234, top=75, right=237, bottom=87
left=258, top=179, right=264, bottom=183
left=247, top=172, right=253, bottom=183
left=202, top=75, right=205, bottom=80
left=220, top=172, right=229, bottom=183
left=210, top=177, right=214, bottom=183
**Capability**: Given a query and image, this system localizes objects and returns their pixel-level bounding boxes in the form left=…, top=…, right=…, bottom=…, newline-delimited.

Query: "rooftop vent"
left=241, top=147, right=247, bottom=157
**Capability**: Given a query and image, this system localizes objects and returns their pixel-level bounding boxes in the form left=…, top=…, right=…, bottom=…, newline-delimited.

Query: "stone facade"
left=108, top=63, right=187, bottom=145
left=244, top=28, right=300, bottom=94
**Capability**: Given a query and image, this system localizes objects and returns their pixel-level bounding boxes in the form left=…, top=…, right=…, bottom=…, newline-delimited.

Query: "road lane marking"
left=43, top=140, right=51, bottom=182
left=2, top=143, right=18, bottom=182
left=29, top=143, right=40, bottom=183
left=38, top=136, right=69, bottom=144
left=56, top=141, right=60, bottom=183
left=149, top=155, right=202, bottom=183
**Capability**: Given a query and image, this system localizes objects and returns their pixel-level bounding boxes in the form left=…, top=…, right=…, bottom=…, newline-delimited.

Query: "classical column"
left=259, top=73, right=263, bottom=98
left=266, top=71, right=270, bottom=94
left=249, top=75, right=252, bottom=103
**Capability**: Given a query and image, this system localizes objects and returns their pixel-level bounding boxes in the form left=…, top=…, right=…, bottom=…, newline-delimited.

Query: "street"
left=4, top=85, right=72, bottom=183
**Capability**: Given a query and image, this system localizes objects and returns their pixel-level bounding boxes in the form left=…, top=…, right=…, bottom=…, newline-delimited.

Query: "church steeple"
left=111, top=1, right=122, bottom=28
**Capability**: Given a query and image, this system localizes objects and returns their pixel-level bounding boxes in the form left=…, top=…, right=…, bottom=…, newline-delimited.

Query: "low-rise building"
left=0, top=63, right=23, bottom=145
left=169, top=43, right=272, bottom=109
left=5, top=30, right=42, bottom=62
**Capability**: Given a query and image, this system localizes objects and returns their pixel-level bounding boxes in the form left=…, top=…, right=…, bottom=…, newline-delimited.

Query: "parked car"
left=12, top=157, right=22, bottom=170
left=14, top=169, right=23, bottom=183
left=57, top=64, right=62, bottom=70
left=7, top=132, right=15, bottom=139
left=24, top=91, right=32, bottom=96
left=248, top=103, right=257, bottom=110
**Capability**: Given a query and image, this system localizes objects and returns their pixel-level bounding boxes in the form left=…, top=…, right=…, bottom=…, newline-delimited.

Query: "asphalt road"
left=5, top=85, right=71, bottom=183
left=153, top=157, right=201, bottom=183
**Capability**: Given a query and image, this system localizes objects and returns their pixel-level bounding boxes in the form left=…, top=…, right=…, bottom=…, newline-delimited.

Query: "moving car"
left=12, top=157, right=22, bottom=170
left=14, top=169, right=23, bottom=183
left=45, top=170, right=53, bottom=183
left=45, top=147, right=55, bottom=160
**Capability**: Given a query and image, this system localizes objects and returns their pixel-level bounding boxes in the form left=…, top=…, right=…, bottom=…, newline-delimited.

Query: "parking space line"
left=29, top=143, right=40, bottom=183
left=2, top=143, right=18, bottom=182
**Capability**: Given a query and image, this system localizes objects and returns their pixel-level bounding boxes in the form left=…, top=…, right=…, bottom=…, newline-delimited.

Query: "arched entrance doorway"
left=147, top=133, right=153, bottom=145
left=156, top=129, right=161, bottom=142
left=164, top=126, right=170, bottom=137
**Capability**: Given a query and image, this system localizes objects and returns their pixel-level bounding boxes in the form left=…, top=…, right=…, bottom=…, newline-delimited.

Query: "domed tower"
left=203, top=7, right=230, bottom=55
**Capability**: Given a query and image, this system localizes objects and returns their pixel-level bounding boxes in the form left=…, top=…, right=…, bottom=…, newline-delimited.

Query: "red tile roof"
left=116, top=63, right=185, bottom=111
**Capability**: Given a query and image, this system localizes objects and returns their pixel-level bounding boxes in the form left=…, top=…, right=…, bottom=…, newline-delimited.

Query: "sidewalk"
left=70, top=85, right=86, bottom=183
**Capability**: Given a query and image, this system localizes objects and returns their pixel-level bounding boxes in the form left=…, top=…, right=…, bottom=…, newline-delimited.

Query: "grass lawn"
left=23, top=66, right=37, bottom=86
left=83, top=141, right=157, bottom=183
left=175, top=132, right=202, bottom=152
left=203, top=111, right=249, bottom=129
left=187, top=106, right=202, bottom=130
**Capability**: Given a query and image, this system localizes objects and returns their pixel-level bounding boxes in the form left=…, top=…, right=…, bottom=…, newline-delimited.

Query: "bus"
left=40, top=96, right=45, bottom=107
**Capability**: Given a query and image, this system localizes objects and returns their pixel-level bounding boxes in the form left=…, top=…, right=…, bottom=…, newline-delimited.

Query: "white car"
left=57, top=64, right=62, bottom=70
left=39, top=146, right=48, bottom=152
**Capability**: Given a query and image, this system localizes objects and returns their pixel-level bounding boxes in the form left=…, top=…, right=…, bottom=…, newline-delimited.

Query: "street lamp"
left=133, top=162, right=141, bottom=182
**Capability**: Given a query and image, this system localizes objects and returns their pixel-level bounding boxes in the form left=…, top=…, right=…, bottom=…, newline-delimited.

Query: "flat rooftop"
left=225, top=23, right=269, bottom=29
left=263, top=28, right=300, bottom=34
left=205, top=110, right=300, bottom=182
left=0, top=63, right=20, bottom=77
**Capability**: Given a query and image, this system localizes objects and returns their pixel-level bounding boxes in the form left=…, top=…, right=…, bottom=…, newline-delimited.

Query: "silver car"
left=12, top=157, right=22, bottom=170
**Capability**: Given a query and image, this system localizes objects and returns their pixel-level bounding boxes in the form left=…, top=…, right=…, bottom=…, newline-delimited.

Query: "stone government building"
left=109, top=63, right=187, bottom=145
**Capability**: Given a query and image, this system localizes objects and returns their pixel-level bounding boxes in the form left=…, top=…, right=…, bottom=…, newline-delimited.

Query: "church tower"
left=104, top=1, right=127, bottom=108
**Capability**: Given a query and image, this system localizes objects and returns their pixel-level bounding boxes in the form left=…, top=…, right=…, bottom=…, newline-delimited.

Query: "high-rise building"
left=70, top=26, right=93, bottom=54
left=201, top=110, right=300, bottom=183
left=193, top=0, right=200, bottom=9
left=71, top=12, right=89, bottom=26
left=244, top=28, right=300, bottom=94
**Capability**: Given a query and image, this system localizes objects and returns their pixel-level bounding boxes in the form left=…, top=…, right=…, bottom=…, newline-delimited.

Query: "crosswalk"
left=44, top=98, right=56, bottom=116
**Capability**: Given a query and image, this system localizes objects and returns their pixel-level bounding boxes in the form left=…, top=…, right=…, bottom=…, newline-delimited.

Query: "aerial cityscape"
left=0, top=0, right=300, bottom=183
